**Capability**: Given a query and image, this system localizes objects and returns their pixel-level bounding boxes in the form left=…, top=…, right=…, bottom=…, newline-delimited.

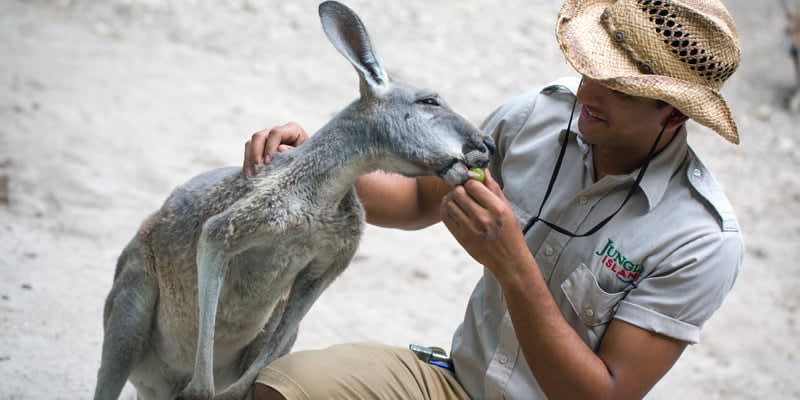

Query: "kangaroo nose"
left=482, top=136, right=496, bottom=155
left=461, top=136, right=496, bottom=157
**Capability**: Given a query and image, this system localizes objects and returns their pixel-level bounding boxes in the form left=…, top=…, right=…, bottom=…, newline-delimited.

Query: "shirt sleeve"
left=480, top=77, right=581, bottom=189
left=613, top=229, right=743, bottom=344
left=480, top=93, right=539, bottom=189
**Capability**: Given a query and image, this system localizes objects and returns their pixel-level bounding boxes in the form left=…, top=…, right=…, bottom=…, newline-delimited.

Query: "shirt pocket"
left=561, top=263, right=627, bottom=327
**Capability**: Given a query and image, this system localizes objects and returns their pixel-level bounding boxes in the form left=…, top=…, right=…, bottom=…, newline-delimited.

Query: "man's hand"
left=440, top=170, right=532, bottom=283
left=243, top=122, right=309, bottom=176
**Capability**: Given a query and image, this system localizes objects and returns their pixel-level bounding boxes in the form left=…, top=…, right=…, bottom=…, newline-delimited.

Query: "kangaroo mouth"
left=439, top=160, right=471, bottom=186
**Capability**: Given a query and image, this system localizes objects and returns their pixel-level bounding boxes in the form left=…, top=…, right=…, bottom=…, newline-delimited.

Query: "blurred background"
left=1, top=0, right=798, bottom=398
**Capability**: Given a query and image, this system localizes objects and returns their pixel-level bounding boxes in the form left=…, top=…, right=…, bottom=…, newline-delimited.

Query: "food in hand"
left=468, top=167, right=486, bottom=183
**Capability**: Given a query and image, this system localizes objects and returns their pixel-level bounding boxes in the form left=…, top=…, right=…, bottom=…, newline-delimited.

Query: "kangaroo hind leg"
left=94, top=242, right=159, bottom=400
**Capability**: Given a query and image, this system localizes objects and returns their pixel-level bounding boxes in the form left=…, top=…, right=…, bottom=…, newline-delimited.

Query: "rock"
left=21, top=283, right=32, bottom=290
left=790, top=91, right=800, bottom=113
left=754, top=104, right=772, bottom=121
left=93, top=21, right=111, bottom=36
left=778, top=135, right=795, bottom=152
left=748, top=246, right=769, bottom=260
left=412, top=269, right=430, bottom=280
left=0, top=175, right=8, bottom=205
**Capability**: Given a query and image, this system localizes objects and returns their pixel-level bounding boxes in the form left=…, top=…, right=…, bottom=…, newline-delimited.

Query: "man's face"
left=576, top=77, right=675, bottom=153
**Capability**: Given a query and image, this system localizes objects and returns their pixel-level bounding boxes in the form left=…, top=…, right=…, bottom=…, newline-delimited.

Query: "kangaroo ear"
left=319, top=1, right=390, bottom=96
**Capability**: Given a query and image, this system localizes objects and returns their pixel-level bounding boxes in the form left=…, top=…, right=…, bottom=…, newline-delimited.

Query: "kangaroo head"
left=319, top=1, right=494, bottom=186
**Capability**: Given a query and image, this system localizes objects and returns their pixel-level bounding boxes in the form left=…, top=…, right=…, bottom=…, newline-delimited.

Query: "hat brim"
left=556, top=0, right=739, bottom=144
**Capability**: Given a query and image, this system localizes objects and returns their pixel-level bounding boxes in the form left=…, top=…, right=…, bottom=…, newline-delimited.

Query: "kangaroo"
left=784, top=0, right=800, bottom=110
left=92, top=2, right=493, bottom=399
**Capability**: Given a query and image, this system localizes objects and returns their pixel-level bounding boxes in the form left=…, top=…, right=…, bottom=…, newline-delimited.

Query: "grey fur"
left=92, top=2, right=492, bottom=399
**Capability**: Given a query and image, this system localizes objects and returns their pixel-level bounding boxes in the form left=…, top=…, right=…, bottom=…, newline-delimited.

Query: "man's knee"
left=253, top=343, right=413, bottom=399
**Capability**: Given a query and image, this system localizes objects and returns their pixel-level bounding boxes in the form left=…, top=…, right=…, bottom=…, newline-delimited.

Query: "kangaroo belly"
left=147, top=187, right=364, bottom=372
left=152, top=243, right=312, bottom=369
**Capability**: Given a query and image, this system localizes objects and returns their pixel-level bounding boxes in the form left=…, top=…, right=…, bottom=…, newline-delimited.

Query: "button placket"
left=540, top=193, right=596, bottom=282
left=484, top=313, right=521, bottom=399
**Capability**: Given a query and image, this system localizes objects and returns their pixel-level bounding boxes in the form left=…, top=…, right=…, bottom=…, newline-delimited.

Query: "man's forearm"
left=493, top=254, right=616, bottom=399
left=356, top=173, right=447, bottom=230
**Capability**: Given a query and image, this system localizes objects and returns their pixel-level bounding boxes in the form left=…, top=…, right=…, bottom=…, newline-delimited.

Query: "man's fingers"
left=283, top=121, right=308, bottom=147
left=244, top=140, right=253, bottom=175
left=442, top=191, right=483, bottom=235
left=250, top=129, right=269, bottom=165
left=243, top=122, right=308, bottom=176
left=462, top=179, right=505, bottom=216
left=265, top=122, right=305, bottom=162
left=453, top=184, right=501, bottom=232
left=483, top=169, right=505, bottom=198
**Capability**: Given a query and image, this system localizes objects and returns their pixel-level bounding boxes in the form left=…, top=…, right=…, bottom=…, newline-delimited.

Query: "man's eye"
left=611, top=89, right=633, bottom=99
left=418, top=98, right=440, bottom=106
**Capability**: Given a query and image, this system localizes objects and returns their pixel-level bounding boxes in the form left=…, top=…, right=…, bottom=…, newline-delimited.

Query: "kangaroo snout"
left=482, top=136, right=496, bottom=156
left=462, top=135, right=495, bottom=169
left=440, top=133, right=493, bottom=186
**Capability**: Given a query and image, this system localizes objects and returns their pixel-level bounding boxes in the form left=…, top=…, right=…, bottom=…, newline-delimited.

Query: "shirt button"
left=584, top=308, right=595, bottom=318
left=693, top=168, right=703, bottom=178
left=497, top=354, right=509, bottom=364
left=544, top=246, right=554, bottom=256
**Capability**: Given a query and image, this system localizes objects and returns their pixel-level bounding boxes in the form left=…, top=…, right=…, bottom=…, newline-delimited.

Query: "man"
left=243, top=0, right=743, bottom=398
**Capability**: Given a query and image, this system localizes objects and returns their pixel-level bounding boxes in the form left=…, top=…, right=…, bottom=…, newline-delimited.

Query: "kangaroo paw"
left=175, top=383, right=214, bottom=400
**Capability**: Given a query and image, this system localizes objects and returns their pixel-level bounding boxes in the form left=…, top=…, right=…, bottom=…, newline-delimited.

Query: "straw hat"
left=557, top=0, right=742, bottom=144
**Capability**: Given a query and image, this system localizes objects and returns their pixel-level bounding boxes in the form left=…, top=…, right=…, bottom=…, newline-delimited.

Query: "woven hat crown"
left=556, top=0, right=742, bottom=143
left=603, top=0, right=741, bottom=90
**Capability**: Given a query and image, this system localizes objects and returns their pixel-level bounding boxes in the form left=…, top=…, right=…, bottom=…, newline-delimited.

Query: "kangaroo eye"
left=418, top=97, right=440, bottom=106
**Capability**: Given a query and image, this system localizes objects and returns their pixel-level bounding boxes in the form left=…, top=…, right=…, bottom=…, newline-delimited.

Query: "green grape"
left=469, top=167, right=486, bottom=183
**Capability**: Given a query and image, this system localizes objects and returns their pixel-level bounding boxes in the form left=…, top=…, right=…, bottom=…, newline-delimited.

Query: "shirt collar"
left=637, top=125, right=689, bottom=210
left=573, top=124, right=689, bottom=211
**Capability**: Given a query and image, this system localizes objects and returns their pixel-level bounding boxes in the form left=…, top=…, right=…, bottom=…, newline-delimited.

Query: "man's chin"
left=576, top=121, right=603, bottom=145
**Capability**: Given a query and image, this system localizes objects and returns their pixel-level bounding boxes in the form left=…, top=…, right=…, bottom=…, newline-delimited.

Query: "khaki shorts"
left=255, top=342, right=470, bottom=400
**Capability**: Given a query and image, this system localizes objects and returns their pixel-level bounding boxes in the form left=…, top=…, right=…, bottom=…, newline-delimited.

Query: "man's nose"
left=576, top=77, right=606, bottom=104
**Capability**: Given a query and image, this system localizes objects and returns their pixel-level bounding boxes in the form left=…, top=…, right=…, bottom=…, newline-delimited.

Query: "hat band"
left=601, top=8, right=656, bottom=75
left=602, top=0, right=739, bottom=89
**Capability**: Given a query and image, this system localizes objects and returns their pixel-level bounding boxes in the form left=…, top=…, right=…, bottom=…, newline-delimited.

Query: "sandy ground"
left=0, top=0, right=798, bottom=398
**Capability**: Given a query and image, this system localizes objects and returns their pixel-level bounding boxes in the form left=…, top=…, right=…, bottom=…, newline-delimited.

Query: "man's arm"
left=440, top=174, right=686, bottom=399
left=501, top=257, right=686, bottom=399
left=244, top=124, right=451, bottom=230
left=355, top=173, right=450, bottom=230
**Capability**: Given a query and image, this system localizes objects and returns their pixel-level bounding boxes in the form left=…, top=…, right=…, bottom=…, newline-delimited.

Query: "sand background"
left=1, top=0, right=798, bottom=398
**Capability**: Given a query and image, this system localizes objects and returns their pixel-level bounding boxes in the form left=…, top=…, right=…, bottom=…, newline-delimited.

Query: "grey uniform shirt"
left=450, top=77, right=743, bottom=400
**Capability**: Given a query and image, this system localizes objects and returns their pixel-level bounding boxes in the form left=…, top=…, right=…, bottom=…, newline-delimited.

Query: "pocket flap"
left=561, top=264, right=627, bottom=327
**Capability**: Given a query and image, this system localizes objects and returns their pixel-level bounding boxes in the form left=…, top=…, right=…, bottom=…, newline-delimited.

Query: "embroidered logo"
left=594, top=239, right=645, bottom=285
